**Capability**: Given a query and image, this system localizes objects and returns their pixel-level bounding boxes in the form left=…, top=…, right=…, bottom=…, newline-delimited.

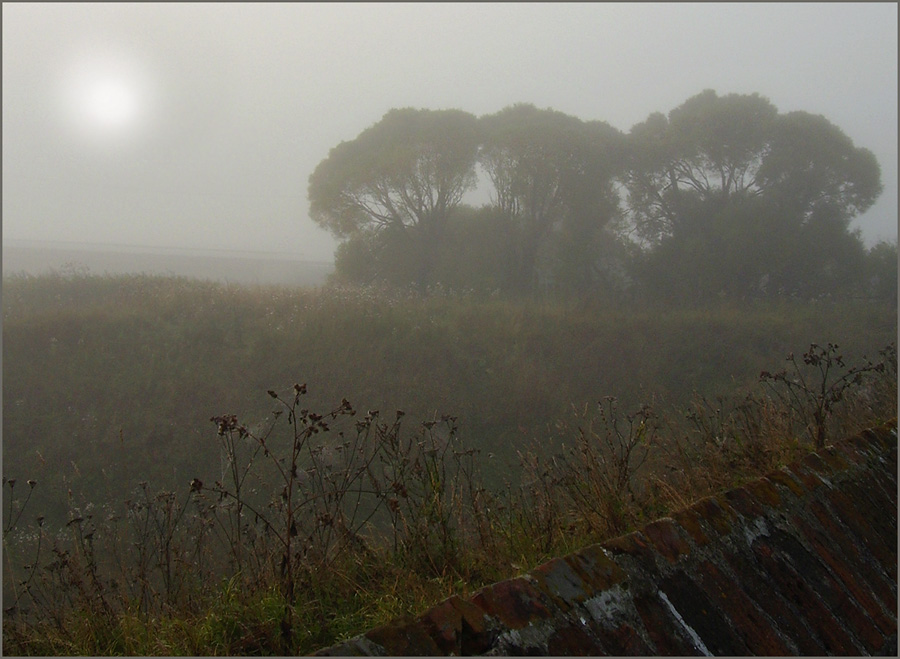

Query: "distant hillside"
left=2, top=241, right=334, bottom=287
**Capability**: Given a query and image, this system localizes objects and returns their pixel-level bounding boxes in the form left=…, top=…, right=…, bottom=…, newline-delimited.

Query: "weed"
left=558, top=398, right=658, bottom=537
left=760, top=342, right=895, bottom=448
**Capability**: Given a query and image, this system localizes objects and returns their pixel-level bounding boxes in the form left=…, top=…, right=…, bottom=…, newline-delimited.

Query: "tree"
left=623, top=91, right=881, bottom=243
left=308, top=108, right=481, bottom=285
left=864, top=241, right=898, bottom=304
left=623, top=90, right=778, bottom=246
left=428, top=204, right=516, bottom=293
left=331, top=204, right=514, bottom=292
left=633, top=195, right=867, bottom=302
left=622, top=90, right=882, bottom=300
left=755, top=110, right=883, bottom=227
left=479, top=104, right=625, bottom=293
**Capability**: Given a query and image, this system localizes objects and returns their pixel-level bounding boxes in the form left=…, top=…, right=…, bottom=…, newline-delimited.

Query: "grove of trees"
left=308, top=91, right=894, bottom=303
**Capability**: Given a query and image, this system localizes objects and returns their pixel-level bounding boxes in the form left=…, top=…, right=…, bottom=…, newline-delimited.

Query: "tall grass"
left=4, top=272, right=894, bottom=522
left=2, top=271, right=897, bottom=654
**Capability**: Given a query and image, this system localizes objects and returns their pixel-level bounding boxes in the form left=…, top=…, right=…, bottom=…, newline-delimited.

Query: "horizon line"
left=2, top=238, right=335, bottom=264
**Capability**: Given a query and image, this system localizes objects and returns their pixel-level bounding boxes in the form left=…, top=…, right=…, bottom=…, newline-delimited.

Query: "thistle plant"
left=210, top=384, right=378, bottom=651
left=562, top=397, right=657, bottom=536
left=760, top=342, right=894, bottom=449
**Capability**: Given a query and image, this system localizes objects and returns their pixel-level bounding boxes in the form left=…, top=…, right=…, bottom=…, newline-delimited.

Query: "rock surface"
left=317, top=421, right=898, bottom=656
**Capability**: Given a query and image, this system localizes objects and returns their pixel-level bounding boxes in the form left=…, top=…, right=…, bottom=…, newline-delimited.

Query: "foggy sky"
left=3, top=2, right=897, bottom=261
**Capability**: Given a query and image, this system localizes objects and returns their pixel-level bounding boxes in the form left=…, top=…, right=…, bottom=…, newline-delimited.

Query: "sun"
left=59, top=49, right=155, bottom=146
left=81, top=78, right=139, bottom=129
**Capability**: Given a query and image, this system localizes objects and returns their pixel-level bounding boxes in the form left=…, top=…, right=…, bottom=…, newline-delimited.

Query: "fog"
left=3, top=3, right=897, bottom=264
left=3, top=6, right=898, bottom=650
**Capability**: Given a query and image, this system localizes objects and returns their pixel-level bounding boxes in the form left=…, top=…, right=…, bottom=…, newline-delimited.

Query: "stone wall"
left=317, top=421, right=897, bottom=656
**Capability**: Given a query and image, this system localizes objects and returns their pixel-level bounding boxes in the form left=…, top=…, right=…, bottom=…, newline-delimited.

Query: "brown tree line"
left=308, top=91, right=894, bottom=302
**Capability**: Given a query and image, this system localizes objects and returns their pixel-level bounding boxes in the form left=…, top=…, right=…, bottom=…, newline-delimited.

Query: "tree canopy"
left=308, top=91, right=885, bottom=301
left=308, top=108, right=481, bottom=239
left=622, top=90, right=882, bottom=248
left=478, top=104, right=626, bottom=292
left=756, top=110, right=883, bottom=226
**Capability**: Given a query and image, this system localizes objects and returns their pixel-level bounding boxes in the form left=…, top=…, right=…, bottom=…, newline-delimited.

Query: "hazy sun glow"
left=58, top=47, right=156, bottom=147
left=81, top=78, right=139, bottom=128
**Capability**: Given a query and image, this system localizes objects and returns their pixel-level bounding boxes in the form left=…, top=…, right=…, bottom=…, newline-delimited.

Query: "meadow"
left=2, top=270, right=896, bottom=654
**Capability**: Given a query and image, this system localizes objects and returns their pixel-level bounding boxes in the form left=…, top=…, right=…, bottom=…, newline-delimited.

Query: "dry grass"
left=2, top=272, right=896, bottom=655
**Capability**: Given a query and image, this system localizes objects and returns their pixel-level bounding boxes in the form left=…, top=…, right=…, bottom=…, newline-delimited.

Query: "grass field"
left=2, top=270, right=896, bottom=654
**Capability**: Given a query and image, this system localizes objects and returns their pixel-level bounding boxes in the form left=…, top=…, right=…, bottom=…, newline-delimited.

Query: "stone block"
left=642, top=517, right=692, bottom=564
